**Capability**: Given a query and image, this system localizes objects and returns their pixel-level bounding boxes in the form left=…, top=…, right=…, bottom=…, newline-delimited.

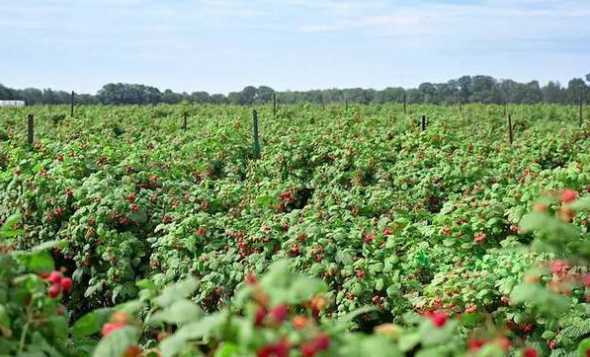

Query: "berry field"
left=1, top=103, right=590, bottom=356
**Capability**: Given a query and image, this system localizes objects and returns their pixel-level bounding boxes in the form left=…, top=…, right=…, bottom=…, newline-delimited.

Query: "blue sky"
left=1, top=0, right=589, bottom=94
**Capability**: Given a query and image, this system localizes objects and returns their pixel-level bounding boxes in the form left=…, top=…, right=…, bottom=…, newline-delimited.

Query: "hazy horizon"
left=2, top=0, right=589, bottom=95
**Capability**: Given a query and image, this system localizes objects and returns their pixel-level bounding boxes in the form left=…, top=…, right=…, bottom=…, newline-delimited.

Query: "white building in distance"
left=0, top=100, right=26, bottom=107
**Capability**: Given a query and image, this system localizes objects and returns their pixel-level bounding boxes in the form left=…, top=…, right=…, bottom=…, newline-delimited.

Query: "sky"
left=1, top=0, right=589, bottom=94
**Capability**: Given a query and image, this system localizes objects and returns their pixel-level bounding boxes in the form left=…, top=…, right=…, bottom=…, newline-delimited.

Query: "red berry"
left=47, top=271, right=62, bottom=284
left=521, top=323, right=535, bottom=334
left=561, top=189, right=578, bottom=203
left=583, top=273, right=590, bottom=287
left=257, top=340, right=289, bottom=357
left=60, top=277, right=73, bottom=293
left=523, top=347, right=538, bottom=357
left=363, top=232, right=375, bottom=244
left=355, top=270, right=365, bottom=279
left=269, top=304, right=289, bottom=324
left=48, top=284, right=61, bottom=298
left=254, top=306, right=267, bottom=327
left=496, top=336, right=511, bottom=351
left=313, top=333, right=331, bottom=351
left=550, top=260, right=569, bottom=276
left=124, top=345, right=142, bottom=357
left=468, top=338, right=486, bottom=351
left=101, top=322, right=126, bottom=337
left=474, top=232, right=486, bottom=244
left=300, top=341, right=318, bottom=357
left=430, top=311, right=448, bottom=328
left=548, top=340, right=557, bottom=350
left=245, top=272, right=257, bottom=285
left=273, top=340, right=290, bottom=357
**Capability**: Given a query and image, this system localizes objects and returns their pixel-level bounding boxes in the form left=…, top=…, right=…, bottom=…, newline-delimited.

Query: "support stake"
left=508, top=114, right=513, bottom=145
left=403, top=93, right=407, bottom=114
left=272, top=93, right=277, bottom=117
left=27, top=114, right=34, bottom=145
left=252, top=110, right=260, bottom=159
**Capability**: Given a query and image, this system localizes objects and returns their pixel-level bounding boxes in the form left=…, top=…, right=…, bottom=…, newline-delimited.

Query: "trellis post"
left=508, top=114, right=513, bottom=145
left=27, top=114, right=34, bottom=145
left=252, top=109, right=260, bottom=159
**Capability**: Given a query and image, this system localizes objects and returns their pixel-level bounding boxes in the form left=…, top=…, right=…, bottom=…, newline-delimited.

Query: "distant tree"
left=380, top=87, right=406, bottom=104
left=190, top=91, right=210, bottom=104
left=406, top=88, right=423, bottom=104
left=521, top=81, right=543, bottom=104
left=457, top=76, right=472, bottom=104
left=240, top=86, right=257, bottom=105
left=162, top=89, right=182, bottom=104
left=542, top=81, right=565, bottom=103
left=3, top=74, right=590, bottom=106
left=470, top=76, right=500, bottom=103
left=227, top=92, right=241, bottom=105
left=567, top=78, right=587, bottom=103
left=20, top=88, right=44, bottom=105
left=255, top=86, right=274, bottom=104
left=418, top=82, right=436, bottom=103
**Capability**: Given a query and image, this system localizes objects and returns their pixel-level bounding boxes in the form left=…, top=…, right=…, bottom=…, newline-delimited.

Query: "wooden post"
left=70, top=91, right=75, bottom=117
left=345, top=98, right=348, bottom=111
left=421, top=115, right=427, bottom=131
left=27, top=114, right=34, bottom=145
left=508, top=114, right=513, bottom=145
left=403, top=93, right=407, bottom=114
left=252, top=109, right=260, bottom=159
left=580, top=95, right=584, bottom=128
left=182, top=112, right=187, bottom=131
left=503, top=101, right=507, bottom=117
left=272, top=93, right=277, bottom=117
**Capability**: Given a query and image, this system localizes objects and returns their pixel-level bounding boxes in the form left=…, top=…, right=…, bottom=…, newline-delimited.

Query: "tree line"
left=1, top=74, right=588, bottom=106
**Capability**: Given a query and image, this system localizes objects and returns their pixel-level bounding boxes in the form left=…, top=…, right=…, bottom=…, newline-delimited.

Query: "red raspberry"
left=60, top=277, right=73, bottom=293
left=48, top=284, right=61, bottom=298
left=560, top=189, right=578, bottom=203
left=523, top=347, right=538, bottom=357
left=101, top=322, right=126, bottom=337
left=269, top=304, right=289, bottom=324
left=47, top=271, right=62, bottom=284
left=430, top=311, right=448, bottom=328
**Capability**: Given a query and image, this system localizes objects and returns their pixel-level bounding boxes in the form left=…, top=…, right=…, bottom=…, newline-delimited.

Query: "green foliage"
left=1, top=103, right=590, bottom=356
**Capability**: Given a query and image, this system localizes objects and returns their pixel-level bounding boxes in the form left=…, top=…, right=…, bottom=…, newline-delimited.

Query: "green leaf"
left=155, top=277, right=199, bottom=307
left=160, top=313, right=224, bottom=357
left=72, top=308, right=113, bottom=338
left=15, top=250, right=54, bottom=273
left=519, top=213, right=547, bottom=232
left=214, top=343, right=239, bottom=357
left=577, top=338, right=590, bottom=356
left=0, top=304, right=11, bottom=337
left=30, top=240, right=67, bottom=252
left=337, top=306, right=378, bottom=325
left=361, top=335, right=402, bottom=357
left=510, top=283, right=569, bottom=316
left=399, top=332, right=421, bottom=352
left=0, top=213, right=22, bottom=239
left=289, top=277, right=327, bottom=303
left=92, top=326, right=139, bottom=357
left=149, top=299, right=202, bottom=326
left=568, top=197, right=590, bottom=211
